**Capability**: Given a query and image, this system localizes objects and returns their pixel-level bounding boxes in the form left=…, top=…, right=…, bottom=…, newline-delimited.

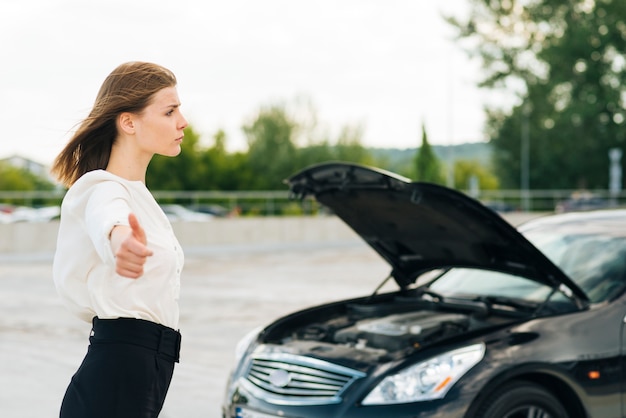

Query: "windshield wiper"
left=417, top=289, right=489, bottom=316
left=477, top=295, right=539, bottom=315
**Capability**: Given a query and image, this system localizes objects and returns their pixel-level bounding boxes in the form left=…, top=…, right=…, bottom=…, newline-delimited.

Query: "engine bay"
left=333, top=311, right=470, bottom=351
left=266, top=293, right=520, bottom=365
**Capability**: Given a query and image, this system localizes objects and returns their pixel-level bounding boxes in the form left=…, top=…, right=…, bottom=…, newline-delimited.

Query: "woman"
left=51, top=61, right=188, bottom=418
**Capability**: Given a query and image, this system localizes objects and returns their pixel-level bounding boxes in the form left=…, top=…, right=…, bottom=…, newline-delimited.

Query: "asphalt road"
left=0, top=240, right=390, bottom=418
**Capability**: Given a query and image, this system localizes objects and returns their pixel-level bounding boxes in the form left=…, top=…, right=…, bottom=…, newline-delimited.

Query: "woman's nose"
left=179, top=114, right=188, bottom=130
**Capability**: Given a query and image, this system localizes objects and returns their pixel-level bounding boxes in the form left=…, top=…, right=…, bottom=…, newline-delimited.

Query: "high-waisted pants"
left=60, top=317, right=182, bottom=418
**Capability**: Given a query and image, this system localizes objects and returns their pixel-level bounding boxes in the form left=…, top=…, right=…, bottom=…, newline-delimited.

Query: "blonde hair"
left=51, top=62, right=177, bottom=187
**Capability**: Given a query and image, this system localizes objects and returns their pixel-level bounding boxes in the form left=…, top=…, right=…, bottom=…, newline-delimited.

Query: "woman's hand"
left=110, top=213, right=153, bottom=279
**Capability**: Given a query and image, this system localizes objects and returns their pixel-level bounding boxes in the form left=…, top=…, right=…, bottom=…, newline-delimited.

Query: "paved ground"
left=0, top=240, right=391, bottom=418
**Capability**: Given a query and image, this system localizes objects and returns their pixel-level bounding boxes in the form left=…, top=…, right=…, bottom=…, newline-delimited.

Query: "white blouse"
left=53, top=170, right=184, bottom=329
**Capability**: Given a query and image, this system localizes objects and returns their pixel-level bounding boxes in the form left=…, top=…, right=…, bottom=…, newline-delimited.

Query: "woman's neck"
left=106, top=141, right=151, bottom=183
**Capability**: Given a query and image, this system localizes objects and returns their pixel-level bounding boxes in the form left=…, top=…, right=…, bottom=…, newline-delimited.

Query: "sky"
left=1, top=0, right=494, bottom=165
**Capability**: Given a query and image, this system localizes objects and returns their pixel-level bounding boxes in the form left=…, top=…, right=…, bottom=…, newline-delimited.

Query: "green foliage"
left=3, top=103, right=494, bottom=202
left=146, top=99, right=376, bottom=193
left=280, top=202, right=304, bottom=216
left=199, top=130, right=254, bottom=190
left=295, top=131, right=375, bottom=172
left=243, top=104, right=299, bottom=190
left=447, top=0, right=626, bottom=189
left=453, top=160, right=499, bottom=191
left=0, top=163, right=55, bottom=191
left=413, top=124, right=445, bottom=184
left=241, top=101, right=375, bottom=189
left=148, top=125, right=205, bottom=190
left=147, top=126, right=253, bottom=191
left=333, top=125, right=375, bottom=165
left=368, top=143, right=493, bottom=180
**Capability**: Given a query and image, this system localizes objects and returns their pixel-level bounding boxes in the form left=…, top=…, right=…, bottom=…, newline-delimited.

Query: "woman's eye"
left=166, top=110, right=174, bottom=116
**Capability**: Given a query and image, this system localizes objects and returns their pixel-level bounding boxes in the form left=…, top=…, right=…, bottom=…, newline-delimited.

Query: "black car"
left=223, top=162, right=626, bottom=418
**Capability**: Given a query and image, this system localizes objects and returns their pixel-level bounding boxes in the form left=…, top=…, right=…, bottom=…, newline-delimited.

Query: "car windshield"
left=428, top=229, right=626, bottom=304
left=526, top=230, right=626, bottom=303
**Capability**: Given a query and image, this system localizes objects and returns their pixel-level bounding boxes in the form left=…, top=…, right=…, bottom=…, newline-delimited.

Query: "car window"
left=426, top=231, right=626, bottom=305
left=525, top=231, right=626, bottom=303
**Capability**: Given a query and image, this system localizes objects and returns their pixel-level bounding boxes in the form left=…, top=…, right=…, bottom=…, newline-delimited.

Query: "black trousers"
left=60, top=317, right=182, bottom=418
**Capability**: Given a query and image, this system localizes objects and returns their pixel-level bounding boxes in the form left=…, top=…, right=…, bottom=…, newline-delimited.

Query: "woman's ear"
left=118, top=112, right=135, bottom=135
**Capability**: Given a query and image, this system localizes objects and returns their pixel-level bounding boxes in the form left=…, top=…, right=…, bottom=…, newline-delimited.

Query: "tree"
left=453, top=159, right=499, bottom=191
left=0, top=163, right=55, bottom=191
left=413, top=123, right=445, bottom=184
left=243, top=104, right=299, bottom=190
left=333, top=125, right=375, bottom=165
left=243, top=100, right=375, bottom=189
left=447, top=0, right=626, bottom=189
left=198, top=129, right=254, bottom=190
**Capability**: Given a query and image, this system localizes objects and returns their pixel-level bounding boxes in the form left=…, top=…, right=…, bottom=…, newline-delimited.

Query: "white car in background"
left=6, top=205, right=60, bottom=222
left=159, top=204, right=214, bottom=222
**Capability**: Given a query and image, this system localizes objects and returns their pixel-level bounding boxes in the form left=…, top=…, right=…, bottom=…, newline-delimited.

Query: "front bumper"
left=222, top=381, right=471, bottom=418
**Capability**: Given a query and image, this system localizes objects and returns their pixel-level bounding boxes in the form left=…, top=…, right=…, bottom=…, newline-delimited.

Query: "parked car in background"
left=188, top=204, right=229, bottom=217
left=0, top=205, right=60, bottom=223
left=0, top=210, right=11, bottom=224
left=159, top=204, right=214, bottom=222
left=555, top=191, right=609, bottom=213
left=223, top=162, right=626, bottom=418
left=10, top=205, right=61, bottom=222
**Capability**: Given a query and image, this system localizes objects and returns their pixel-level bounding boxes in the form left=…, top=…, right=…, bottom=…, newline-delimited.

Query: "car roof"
left=520, top=209, right=626, bottom=237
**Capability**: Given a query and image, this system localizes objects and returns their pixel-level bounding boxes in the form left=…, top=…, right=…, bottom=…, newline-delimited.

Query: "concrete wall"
left=0, top=212, right=547, bottom=255
left=0, top=217, right=360, bottom=255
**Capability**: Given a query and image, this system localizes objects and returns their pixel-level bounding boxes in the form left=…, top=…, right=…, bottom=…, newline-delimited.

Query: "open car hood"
left=287, top=162, right=588, bottom=303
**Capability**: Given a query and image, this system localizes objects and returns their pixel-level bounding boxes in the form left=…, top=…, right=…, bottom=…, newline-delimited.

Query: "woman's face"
left=132, top=86, right=188, bottom=157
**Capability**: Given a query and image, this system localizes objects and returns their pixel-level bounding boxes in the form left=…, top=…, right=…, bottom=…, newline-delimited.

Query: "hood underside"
left=287, top=162, right=587, bottom=302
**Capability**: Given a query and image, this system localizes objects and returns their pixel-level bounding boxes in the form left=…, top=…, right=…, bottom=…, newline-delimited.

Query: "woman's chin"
left=160, top=146, right=182, bottom=157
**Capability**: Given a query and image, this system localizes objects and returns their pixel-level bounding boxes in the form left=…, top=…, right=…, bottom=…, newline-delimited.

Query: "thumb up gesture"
left=111, top=213, right=153, bottom=279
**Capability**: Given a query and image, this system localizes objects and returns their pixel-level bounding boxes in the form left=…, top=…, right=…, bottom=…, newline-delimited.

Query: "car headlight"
left=362, top=343, right=485, bottom=405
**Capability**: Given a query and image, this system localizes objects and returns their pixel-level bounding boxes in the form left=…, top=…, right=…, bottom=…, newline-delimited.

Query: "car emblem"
left=268, top=369, right=292, bottom=388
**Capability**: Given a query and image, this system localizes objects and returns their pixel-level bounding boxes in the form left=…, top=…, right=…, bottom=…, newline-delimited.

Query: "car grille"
left=241, top=352, right=365, bottom=405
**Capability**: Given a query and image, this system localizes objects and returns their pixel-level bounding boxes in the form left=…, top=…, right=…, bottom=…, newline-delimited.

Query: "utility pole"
left=520, top=102, right=531, bottom=211
left=446, top=48, right=455, bottom=189
left=609, top=148, right=622, bottom=207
